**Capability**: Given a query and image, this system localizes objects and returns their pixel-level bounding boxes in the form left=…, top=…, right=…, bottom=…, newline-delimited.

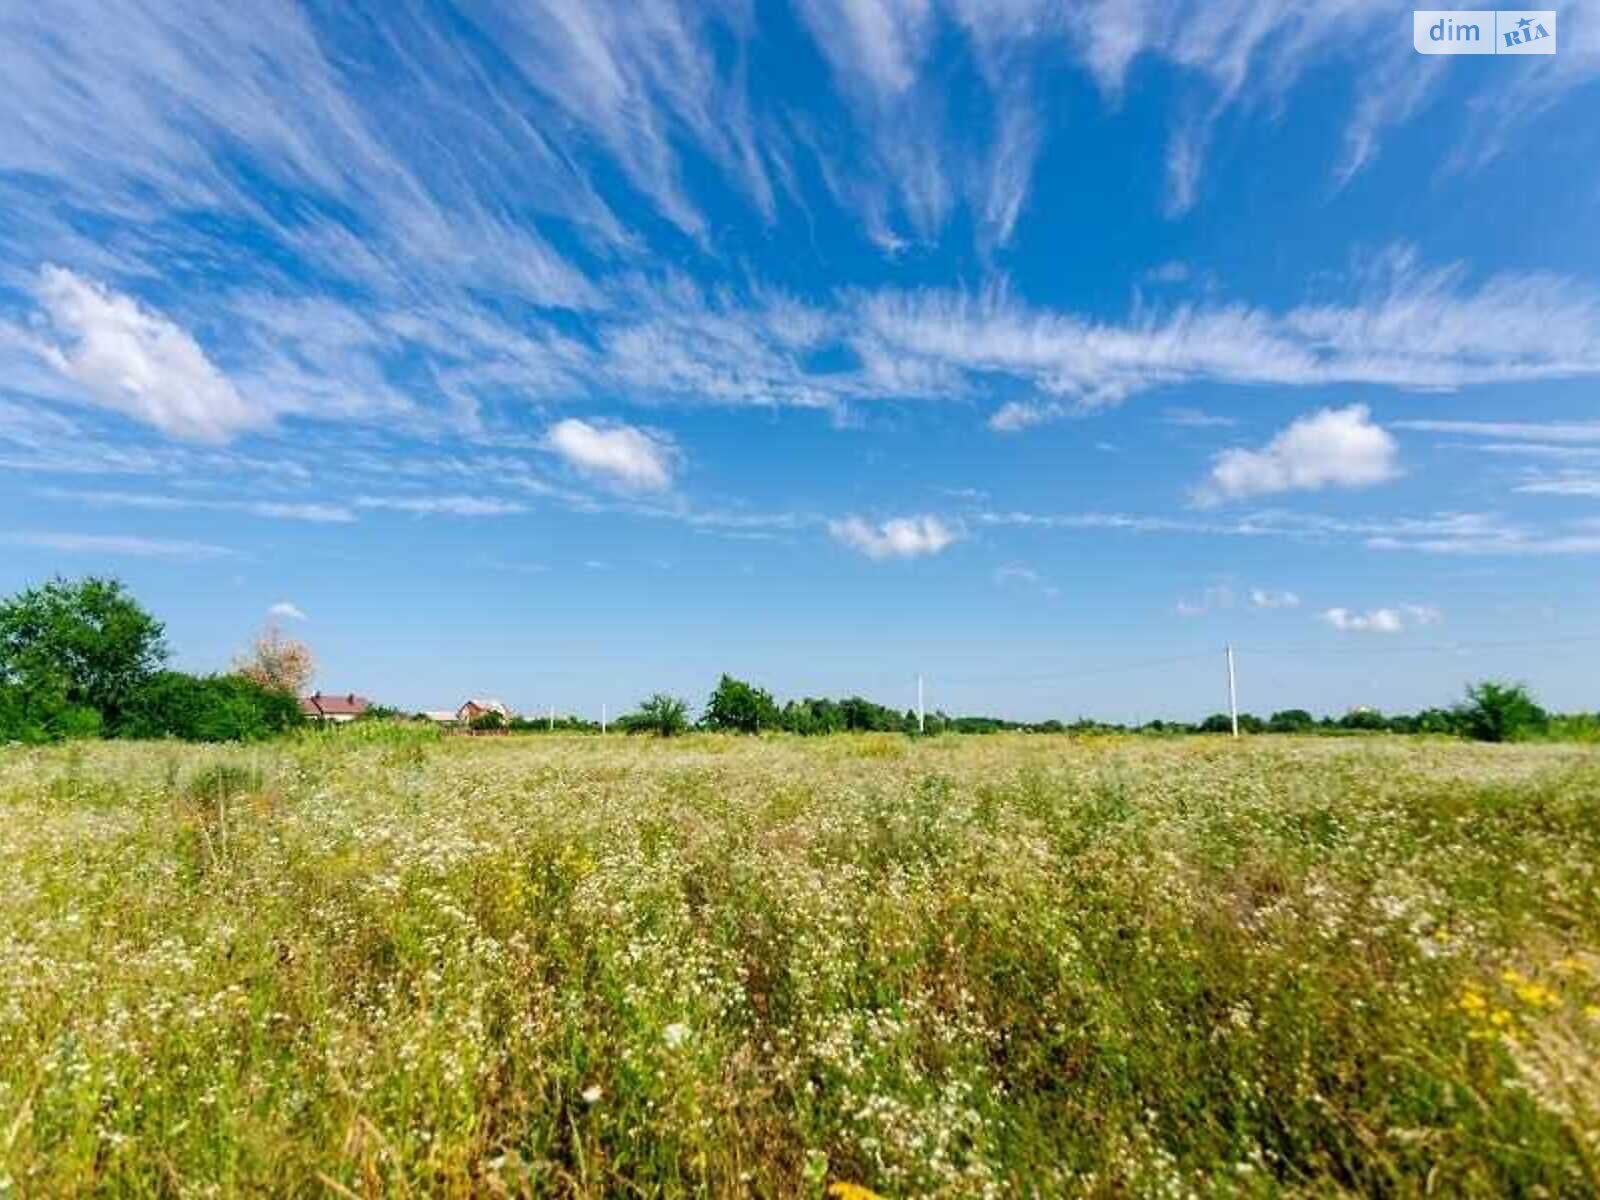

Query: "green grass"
left=2, top=734, right=1598, bottom=1196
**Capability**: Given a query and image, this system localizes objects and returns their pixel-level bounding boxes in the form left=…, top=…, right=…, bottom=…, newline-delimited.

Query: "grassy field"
left=2, top=732, right=1598, bottom=1197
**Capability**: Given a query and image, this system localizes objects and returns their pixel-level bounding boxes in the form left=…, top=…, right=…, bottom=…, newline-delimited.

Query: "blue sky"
left=3, top=1, right=1599, bottom=722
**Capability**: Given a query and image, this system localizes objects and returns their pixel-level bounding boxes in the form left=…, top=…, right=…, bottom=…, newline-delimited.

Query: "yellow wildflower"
left=1585, top=1005, right=1600, bottom=1021
left=1514, top=982, right=1557, bottom=1009
left=1490, top=1009, right=1513, bottom=1028
left=1457, top=989, right=1486, bottom=1014
left=828, top=1184, right=887, bottom=1200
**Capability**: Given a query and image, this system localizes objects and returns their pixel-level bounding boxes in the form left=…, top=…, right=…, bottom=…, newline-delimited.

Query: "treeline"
left=2, top=578, right=1588, bottom=746
left=0, top=577, right=303, bottom=743
left=611, top=675, right=1578, bottom=744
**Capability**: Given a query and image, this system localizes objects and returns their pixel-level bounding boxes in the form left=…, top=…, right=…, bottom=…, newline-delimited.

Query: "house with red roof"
left=299, top=691, right=371, bottom=724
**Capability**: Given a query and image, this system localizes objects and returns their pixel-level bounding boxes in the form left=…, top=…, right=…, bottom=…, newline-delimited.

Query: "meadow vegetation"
left=3, top=733, right=1598, bottom=1196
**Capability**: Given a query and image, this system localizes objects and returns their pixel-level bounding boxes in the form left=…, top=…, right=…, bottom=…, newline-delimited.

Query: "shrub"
left=116, top=672, right=305, bottom=742
left=1456, top=680, right=1548, bottom=743
left=0, top=680, right=105, bottom=743
left=622, top=693, right=690, bottom=737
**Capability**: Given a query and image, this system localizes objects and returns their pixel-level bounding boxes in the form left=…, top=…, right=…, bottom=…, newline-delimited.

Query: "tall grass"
left=1, top=734, right=1597, bottom=1196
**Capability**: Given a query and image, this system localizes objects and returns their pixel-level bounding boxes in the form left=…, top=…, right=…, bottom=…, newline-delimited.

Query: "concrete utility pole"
left=1226, top=644, right=1239, bottom=739
left=917, top=673, right=925, bottom=735
left=601, top=704, right=607, bottom=735
left=548, top=705, right=555, bottom=733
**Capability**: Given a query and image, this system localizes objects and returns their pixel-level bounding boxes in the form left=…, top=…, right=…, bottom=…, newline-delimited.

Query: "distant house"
left=456, top=698, right=512, bottom=723
left=420, top=710, right=459, bottom=725
left=300, top=691, right=371, bottom=723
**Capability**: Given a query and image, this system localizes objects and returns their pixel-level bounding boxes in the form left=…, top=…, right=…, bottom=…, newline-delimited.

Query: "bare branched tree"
left=235, top=624, right=315, bottom=695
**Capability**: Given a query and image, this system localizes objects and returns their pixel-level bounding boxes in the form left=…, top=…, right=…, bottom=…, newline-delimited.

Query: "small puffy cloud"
left=829, top=515, right=959, bottom=560
left=988, top=401, right=1060, bottom=433
left=543, top=418, right=677, bottom=491
left=1321, top=604, right=1439, bottom=633
left=268, top=601, right=307, bottom=621
left=1249, top=588, right=1300, bottom=609
left=1196, top=404, right=1399, bottom=505
left=25, top=266, right=267, bottom=443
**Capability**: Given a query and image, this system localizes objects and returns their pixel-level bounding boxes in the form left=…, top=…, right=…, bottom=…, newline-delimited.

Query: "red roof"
left=300, top=692, right=371, bottom=717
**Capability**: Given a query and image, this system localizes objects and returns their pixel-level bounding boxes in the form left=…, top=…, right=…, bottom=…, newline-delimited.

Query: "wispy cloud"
left=1, top=531, right=233, bottom=558
left=1394, top=419, right=1600, bottom=444
left=37, top=487, right=354, bottom=523
left=993, top=562, right=1059, bottom=597
left=355, top=495, right=528, bottom=516
left=829, top=514, right=959, bottom=560
left=1195, top=405, right=1399, bottom=506
left=1175, top=583, right=1234, bottom=617
left=1160, top=406, right=1236, bottom=428
left=268, top=601, right=307, bottom=621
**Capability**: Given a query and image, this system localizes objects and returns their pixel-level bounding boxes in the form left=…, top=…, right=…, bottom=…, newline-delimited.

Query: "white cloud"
left=993, top=561, right=1059, bottom=596
left=1249, top=588, right=1300, bottom=609
left=1161, top=406, right=1236, bottom=428
left=543, top=418, right=677, bottom=492
left=1516, top=476, right=1600, bottom=497
left=1175, top=583, right=1234, bottom=617
left=247, top=502, right=355, bottom=522
left=23, top=267, right=266, bottom=442
left=1145, top=262, right=1191, bottom=284
left=355, top=495, right=527, bottom=516
left=1196, top=405, right=1399, bottom=505
left=1394, top=419, right=1600, bottom=444
left=0, top=531, right=232, bottom=558
left=1320, top=604, right=1439, bottom=634
left=1163, top=119, right=1206, bottom=217
left=829, top=514, right=959, bottom=560
left=268, top=601, right=307, bottom=620
left=34, top=487, right=355, bottom=523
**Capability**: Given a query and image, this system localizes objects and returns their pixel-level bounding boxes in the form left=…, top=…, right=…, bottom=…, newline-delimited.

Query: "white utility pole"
left=1226, top=644, right=1239, bottom=739
left=601, top=704, right=607, bottom=734
left=548, top=704, right=555, bottom=732
left=917, top=673, right=925, bottom=735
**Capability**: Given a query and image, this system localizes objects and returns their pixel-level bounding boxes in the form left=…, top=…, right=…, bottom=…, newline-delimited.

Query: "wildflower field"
left=2, top=733, right=1598, bottom=1197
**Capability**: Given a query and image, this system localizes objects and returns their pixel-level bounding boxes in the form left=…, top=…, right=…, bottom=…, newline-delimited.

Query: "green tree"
left=626, top=693, right=690, bottom=737
left=702, top=674, right=780, bottom=733
left=1455, top=681, right=1548, bottom=743
left=1339, top=707, right=1388, bottom=732
left=1268, top=709, right=1315, bottom=733
left=0, top=576, right=167, bottom=729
